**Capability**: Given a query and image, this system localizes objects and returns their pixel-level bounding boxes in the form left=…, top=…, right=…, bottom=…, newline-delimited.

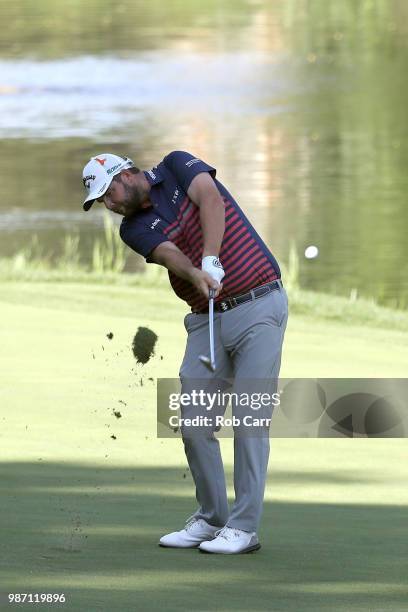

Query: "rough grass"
left=0, top=260, right=407, bottom=331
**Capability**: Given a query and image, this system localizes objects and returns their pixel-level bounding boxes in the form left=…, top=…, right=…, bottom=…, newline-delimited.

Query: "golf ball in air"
left=305, top=245, right=319, bottom=259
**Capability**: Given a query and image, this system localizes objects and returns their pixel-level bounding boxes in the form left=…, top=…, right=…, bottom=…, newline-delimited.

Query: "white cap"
left=82, top=153, right=134, bottom=211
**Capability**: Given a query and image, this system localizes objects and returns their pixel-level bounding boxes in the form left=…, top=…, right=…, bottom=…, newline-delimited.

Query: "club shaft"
left=209, top=288, right=215, bottom=369
left=209, top=295, right=214, bottom=366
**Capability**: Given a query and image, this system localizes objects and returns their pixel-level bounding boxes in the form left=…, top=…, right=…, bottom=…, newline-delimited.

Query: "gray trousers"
left=179, top=283, right=288, bottom=533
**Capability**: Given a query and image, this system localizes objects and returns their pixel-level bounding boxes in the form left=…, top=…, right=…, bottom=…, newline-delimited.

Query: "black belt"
left=196, top=279, right=283, bottom=314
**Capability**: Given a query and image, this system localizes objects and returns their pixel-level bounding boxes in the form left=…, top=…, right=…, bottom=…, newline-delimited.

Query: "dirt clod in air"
left=131, top=327, right=158, bottom=364
left=107, top=332, right=114, bottom=340
left=113, top=410, right=122, bottom=419
left=110, top=435, right=117, bottom=440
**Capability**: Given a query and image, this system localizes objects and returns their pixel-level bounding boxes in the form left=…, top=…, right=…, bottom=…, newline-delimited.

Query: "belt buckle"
left=219, top=301, right=229, bottom=312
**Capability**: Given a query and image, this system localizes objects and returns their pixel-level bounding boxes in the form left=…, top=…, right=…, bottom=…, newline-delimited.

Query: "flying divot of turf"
left=131, top=327, right=158, bottom=365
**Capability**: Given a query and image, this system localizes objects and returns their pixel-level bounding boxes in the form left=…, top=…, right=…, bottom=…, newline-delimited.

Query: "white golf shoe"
left=159, top=517, right=221, bottom=548
left=199, top=526, right=261, bottom=554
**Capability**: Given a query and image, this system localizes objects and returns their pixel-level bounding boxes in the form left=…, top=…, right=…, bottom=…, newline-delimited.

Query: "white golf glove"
left=201, top=256, right=225, bottom=284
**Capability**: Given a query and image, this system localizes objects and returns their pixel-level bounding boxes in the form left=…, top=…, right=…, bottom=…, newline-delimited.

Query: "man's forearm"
left=200, top=197, right=225, bottom=258
left=155, top=247, right=197, bottom=283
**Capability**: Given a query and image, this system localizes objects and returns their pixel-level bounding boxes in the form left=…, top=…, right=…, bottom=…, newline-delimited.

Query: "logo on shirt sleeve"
left=185, top=158, right=201, bottom=167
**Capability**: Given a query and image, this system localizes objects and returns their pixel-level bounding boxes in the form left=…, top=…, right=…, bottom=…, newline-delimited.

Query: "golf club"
left=199, top=287, right=216, bottom=372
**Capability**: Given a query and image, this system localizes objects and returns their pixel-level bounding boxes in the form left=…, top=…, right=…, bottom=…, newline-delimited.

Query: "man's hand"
left=190, top=268, right=223, bottom=299
left=201, top=256, right=225, bottom=285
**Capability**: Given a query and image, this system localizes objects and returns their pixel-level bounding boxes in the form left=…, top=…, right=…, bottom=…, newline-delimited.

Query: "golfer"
left=81, top=151, right=288, bottom=554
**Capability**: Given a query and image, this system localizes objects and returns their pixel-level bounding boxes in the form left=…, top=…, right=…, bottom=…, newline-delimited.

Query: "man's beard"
left=122, top=182, right=148, bottom=216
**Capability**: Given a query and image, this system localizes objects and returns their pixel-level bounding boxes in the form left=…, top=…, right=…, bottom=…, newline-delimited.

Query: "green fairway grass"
left=1, top=281, right=407, bottom=611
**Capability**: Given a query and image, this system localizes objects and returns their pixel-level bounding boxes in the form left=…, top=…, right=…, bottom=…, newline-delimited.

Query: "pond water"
left=1, top=0, right=407, bottom=307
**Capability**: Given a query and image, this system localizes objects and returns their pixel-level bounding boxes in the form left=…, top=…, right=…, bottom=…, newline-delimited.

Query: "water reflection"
left=0, top=53, right=292, bottom=138
left=0, top=0, right=407, bottom=308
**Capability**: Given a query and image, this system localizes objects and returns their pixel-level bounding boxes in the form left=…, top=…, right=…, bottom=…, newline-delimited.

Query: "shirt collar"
left=143, top=167, right=164, bottom=186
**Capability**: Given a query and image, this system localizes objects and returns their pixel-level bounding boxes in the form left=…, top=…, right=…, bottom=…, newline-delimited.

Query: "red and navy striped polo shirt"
left=120, top=151, right=281, bottom=313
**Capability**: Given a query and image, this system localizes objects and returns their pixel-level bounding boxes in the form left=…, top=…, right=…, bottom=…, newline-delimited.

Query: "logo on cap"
left=107, top=163, right=121, bottom=175
left=83, top=174, right=96, bottom=189
left=95, top=157, right=107, bottom=166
